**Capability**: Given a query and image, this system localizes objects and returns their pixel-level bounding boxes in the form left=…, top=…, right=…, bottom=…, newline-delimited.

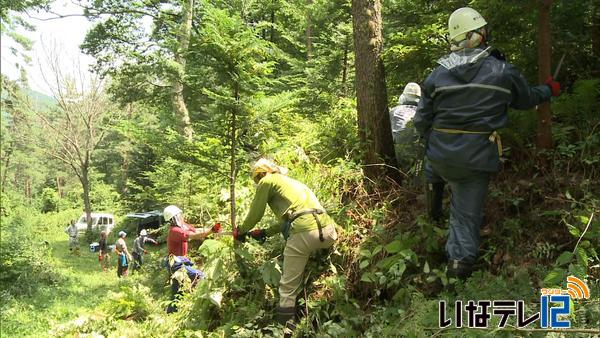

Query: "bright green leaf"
left=543, top=268, right=566, bottom=286
left=384, top=240, right=403, bottom=254
left=555, top=251, right=574, bottom=266
left=360, top=272, right=373, bottom=283
left=359, top=260, right=370, bottom=269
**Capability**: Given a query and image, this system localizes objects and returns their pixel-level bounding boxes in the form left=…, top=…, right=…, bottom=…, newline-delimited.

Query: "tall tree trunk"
left=536, top=0, right=554, bottom=149
left=270, top=8, right=275, bottom=42
left=1, top=147, right=12, bottom=193
left=121, top=104, right=133, bottom=197
left=25, top=176, right=31, bottom=201
left=56, top=176, right=62, bottom=198
left=341, top=34, right=350, bottom=96
left=351, top=0, right=399, bottom=182
left=81, top=166, right=93, bottom=234
left=305, top=0, right=313, bottom=60
left=230, top=81, right=239, bottom=232
left=171, top=0, right=194, bottom=140
left=593, top=2, right=600, bottom=77
left=121, top=151, right=130, bottom=196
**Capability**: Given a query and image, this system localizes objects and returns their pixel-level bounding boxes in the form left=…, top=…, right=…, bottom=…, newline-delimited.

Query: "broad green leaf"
left=199, top=239, right=226, bottom=257
left=377, top=255, right=401, bottom=270
left=555, top=251, right=574, bottom=266
left=543, top=268, right=566, bottom=286
left=359, top=260, right=370, bottom=269
left=566, top=224, right=581, bottom=237
left=359, top=249, right=372, bottom=258
left=399, top=249, right=417, bottom=262
left=372, top=245, right=383, bottom=256
left=384, top=240, right=403, bottom=254
left=390, top=261, right=406, bottom=277
left=259, top=259, right=282, bottom=286
left=577, top=215, right=589, bottom=225
left=423, top=261, right=430, bottom=274
left=575, top=247, right=589, bottom=268
left=360, top=272, right=373, bottom=283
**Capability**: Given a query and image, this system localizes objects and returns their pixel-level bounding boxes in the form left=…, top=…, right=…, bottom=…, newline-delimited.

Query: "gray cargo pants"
left=427, top=160, right=490, bottom=264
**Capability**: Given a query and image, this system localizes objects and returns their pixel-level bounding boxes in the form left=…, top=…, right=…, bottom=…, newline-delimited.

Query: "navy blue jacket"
left=414, top=47, right=551, bottom=172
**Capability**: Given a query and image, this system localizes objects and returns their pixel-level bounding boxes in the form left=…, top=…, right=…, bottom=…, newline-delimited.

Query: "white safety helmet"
left=118, top=231, right=126, bottom=238
left=140, top=229, right=148, bottom=236
left=163, top=205, right=183, bottom=222
left=448, top=7, right=487, bottom=42
left=251, top=158, right=288, bottom=181
left=403, top=82, right=421, bottom=97
left=398, top=82, right=421, bottom=105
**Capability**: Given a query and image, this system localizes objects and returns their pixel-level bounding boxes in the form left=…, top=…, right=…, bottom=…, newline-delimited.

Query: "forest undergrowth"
left=1, top=137, right=598, bottom=337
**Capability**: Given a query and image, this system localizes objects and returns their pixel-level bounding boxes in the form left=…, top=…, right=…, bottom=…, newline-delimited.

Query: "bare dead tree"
left=36, top=42, right=116, bottom=236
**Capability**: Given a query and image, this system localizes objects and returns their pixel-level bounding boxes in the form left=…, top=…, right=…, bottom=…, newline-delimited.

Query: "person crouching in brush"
left=234, top=158, right=338, bottom=331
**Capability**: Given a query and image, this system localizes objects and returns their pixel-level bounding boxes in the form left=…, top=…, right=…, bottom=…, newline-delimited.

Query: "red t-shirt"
left=167, top=224, right=196, bottom=256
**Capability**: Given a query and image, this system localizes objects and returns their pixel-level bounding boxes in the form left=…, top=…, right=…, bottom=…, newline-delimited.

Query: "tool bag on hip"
left=281, top=208, right=326, bottom=241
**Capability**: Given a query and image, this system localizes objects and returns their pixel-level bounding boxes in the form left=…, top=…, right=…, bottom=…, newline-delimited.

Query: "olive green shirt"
left=240, top=173, right=335, bottom=237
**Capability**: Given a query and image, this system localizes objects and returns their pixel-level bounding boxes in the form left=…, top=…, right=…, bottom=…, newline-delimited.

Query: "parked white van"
left=74, top=213, right=116, bottom=233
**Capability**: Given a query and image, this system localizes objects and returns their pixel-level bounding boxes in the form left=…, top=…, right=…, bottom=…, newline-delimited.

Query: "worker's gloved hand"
left=144, top=250, right=148, bottom=255
left=545, top=76, right=561, bottom=97
left=211, top=223, right=222, bottom=233
left=233, top=229, right=247, bottom=243
left=249, top=229, right=267, bottom=244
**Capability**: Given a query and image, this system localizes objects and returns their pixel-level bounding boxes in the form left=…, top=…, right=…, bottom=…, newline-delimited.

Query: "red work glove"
left=211, top=223, right=222, bottom=233
left=233, top=229, right=247, bottom=242
left=249, top=229, right=267, bottom=244
left=545, top=76, right=561, bottom=97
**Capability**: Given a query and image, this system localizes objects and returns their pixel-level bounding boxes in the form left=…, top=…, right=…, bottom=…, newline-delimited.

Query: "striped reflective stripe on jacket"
left=431, top=83, right=511, bottom=98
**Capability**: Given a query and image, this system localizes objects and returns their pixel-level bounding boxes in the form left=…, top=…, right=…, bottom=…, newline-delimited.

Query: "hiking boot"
left=446, top=260, right=473, bottom=281
left=277, top=306, right=296, bottom=337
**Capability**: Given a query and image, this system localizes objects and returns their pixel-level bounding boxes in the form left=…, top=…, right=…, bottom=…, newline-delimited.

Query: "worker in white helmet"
left=131, top=229, right=158, bottom=271
left=414, top=7, right=560, bottom=280
left=389, top=82, right=422, bottom=175
left=163, top=205, right=221, bottom=257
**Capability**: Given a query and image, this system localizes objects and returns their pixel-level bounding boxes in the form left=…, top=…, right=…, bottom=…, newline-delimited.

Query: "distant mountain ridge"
left=26, top=88, right=56, bottom=110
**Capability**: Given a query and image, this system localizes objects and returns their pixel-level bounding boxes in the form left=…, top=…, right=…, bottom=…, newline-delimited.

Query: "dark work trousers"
left=132, top=252, right=143, bottom=270
left=166, top=280, right=182, bottom=313
left=428, top=160, right=491, bottom=264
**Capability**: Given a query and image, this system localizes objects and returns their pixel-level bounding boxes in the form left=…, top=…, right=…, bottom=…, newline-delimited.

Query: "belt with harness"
left=433, top=128, right=503, bottom=156
left=281, top=208, right=326, bottom=242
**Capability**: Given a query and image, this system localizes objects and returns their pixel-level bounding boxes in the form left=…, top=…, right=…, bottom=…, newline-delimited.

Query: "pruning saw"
left=553, top=53, right=566, bottom=80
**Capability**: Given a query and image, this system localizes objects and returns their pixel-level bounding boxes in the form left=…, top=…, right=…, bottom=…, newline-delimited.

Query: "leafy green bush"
left=40, top=187, right=60, bottom=213
left=0, top=208, right=70, bottom=299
